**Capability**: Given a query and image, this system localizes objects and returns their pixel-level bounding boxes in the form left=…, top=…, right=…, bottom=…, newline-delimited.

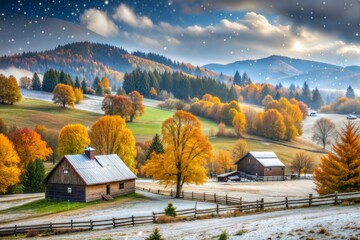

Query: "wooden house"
left=43, top=146, right=137, bottom=202
left=217, top=171, right=240, bottom=182
left=235, top=152, right=285, bottom=180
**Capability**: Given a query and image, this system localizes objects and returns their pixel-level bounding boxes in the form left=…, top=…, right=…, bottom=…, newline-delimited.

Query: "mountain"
left=0, top=42, right=222, bottom=87
left=203, top=55, right=360, bottom=89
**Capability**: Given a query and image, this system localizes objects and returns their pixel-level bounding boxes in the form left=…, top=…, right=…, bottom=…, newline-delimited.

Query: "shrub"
left=218, top=230, right=229, bottom=240
left=145, top=228, right=165, bottom=240
left=165, top=202, right=177, bottom=216
left=235, top=230, right=248, bottom=236
left=156, top=215, right=189, bottom=224
left=26, top=230, right=39, bottom=237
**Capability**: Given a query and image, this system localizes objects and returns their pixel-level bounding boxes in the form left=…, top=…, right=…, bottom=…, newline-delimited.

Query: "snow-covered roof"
left=236, top=151, right=285, bottom=167
left=217, top=171, right=238, bottom=178
left=64, top=154, right=137, bottom=185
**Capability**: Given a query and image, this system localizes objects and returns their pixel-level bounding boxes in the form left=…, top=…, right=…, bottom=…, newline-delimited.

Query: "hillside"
left=0, top=41, right=223, bottom=87
left=204, top=55, right=360, bottom=89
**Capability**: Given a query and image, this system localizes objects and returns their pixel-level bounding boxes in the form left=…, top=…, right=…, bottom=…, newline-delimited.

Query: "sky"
left=1, top=0, right=360, bottom=66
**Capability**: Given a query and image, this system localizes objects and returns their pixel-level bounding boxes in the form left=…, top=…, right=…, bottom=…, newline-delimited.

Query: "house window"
left=268, top=167, right=272, bottom=171
left=67, top=187, right=72, bottom=193
left=64, top=169, right=69, bottom=174
left=248, top=159, right=251, bottom=163
left=282, top=168, right=284, bottom=171
left=119, top=183, right=124, bottom=189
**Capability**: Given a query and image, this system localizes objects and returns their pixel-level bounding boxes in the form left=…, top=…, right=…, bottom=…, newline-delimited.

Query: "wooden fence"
left=0, top=191, right=359, bottom=237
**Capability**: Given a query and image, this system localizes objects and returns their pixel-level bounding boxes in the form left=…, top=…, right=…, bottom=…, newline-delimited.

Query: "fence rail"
left=0, top=190, right=359, bottom=237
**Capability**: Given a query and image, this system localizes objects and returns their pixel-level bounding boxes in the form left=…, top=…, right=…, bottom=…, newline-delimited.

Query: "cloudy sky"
left=1, top=0, right=360, bottom=66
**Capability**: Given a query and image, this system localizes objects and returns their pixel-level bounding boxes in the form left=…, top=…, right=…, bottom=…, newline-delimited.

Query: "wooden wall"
left=263, top=166, right=285, bottom=176
left=45, top=159, right=85, bottom=185
left=45, top=184, right=86, bottom=202
left=237, top=154, right=285, bottom=176
left=85, top=179, right=135, bottom=202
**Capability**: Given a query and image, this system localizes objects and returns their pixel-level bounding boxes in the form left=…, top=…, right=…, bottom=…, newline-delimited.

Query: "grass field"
left=0, top=98, right=325, bottom=170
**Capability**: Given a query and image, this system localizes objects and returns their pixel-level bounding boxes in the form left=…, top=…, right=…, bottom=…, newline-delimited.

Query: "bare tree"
left=312, top=118, right=337, bottom=149
left=290, top=151, right=314, bottom=177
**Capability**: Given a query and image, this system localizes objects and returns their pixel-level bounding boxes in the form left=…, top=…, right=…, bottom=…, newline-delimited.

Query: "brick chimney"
left=84, top=145, right=95, bottom=160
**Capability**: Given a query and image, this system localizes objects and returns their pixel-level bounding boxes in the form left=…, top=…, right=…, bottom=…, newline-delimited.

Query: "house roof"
left=235, top=151, right=285, bottom=167
left=55, top=154, right=137, bottom=185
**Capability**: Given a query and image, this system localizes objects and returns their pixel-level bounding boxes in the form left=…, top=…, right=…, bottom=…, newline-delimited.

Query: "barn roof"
left=64, top=154, right=137, bottom=185
left=235, top=151, right=285, bottom=167
left=217, top=171, right=239, bottom=178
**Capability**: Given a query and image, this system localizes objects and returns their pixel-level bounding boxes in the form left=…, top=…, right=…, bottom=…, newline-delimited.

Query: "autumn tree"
left=314, top=122, right=360, bottom=195
left=149, top=87, right=158, bottom=98
left=142, top=111, right=212, bottom=197
left=231, top=139, right=249, bottom=162
left=31, top=72, right=41, bottom=90
left=58, top=124, right=90, bottom=158
left=90, top=116, right=137, bottom=174
left=146, top=134, right=164, bottom=160
left=8, top=128, right=52, bottom=171
left=52, top=83, right=75, bottom=108
left=290, top=151, right=314, bottom=177
left=232, top=111, right=246, bottom=137
left=22, top=159, right=45, bottom=193
left=128, top=91, right=145, bottom=122
left=20, top=76, right=32, bottom=89
left=0, top=75, right=22, bottom=104
left=102, top=95, right=133, bottom=120
left=312, top=118, right=337, bottom=149
left=74, top=87, right=84, bottom=104
left=0, top=118, right=8, bottom=135
left=262, top=109, right=286, bottom=140
left=214, top=150, right=234, bottom=174
left=262, top=94, right=274, bottom=106
left=0, top=134, right=21, bottom=193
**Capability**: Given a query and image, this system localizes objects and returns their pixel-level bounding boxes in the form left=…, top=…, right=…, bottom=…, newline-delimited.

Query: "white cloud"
left=113, top=4, right=153, bottom=29
left=80, top=9, right=119, bottom=37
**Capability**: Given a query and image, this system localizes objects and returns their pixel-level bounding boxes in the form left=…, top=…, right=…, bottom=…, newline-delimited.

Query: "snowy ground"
left=15, top=205, right=360, bottom=240
left=0, top=193, right=43, bottom=211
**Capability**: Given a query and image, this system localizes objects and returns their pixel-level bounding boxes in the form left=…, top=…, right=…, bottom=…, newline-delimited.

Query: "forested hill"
left=0, top=42, right=223, bottom=86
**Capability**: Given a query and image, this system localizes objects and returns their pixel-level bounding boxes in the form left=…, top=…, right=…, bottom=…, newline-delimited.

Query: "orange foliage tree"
left=232, top=111, right=247, bottom=137
left=214, top=150, right=234, bottom=174
left=52, top=83, right=75, bottom=108
left=8, top=128, right=52, bottom=171
left=231, top=139, right=249, bottom=162
left=128, top=91, right=144, bottom=122
left=314, top=122, right=360, bottom=195
left=102, top=95, right=133, bottom=120
left=74, top=87, right=84, bottom=104
left=90, top=116, right=137, bottom=174
left=0, top=75, right=22, bottom=104
left=0, top=134, right=21, bottom=193
left=262, top=109, right=286, bottom=140
left=141, top=111, right=212, bottom=197
left=58, top=124, right=90, bottom=157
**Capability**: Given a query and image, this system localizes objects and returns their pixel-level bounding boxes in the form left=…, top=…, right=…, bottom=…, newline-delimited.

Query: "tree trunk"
left=130, top=114, right=134, bottom=122
left=175, top=174, right=182, bottom=198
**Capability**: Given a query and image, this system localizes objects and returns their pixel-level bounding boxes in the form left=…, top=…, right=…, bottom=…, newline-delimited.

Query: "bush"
left=218, top=230, right=229, bottom=240
left=156, top=215, right=189, bottom=224
left=26, top=230, right=39, bottom=238
left=145, top=228, right=165, bottom=240
left=164, top=202, right=177, bottom=216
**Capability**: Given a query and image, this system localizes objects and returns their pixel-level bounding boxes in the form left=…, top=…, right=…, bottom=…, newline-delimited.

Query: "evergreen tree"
left=146, top=134, right=165, bottom=160
left=74, top=77, right=81, bottom=89
left=289, top=83, right=296, bottom=92
left=31, top=72, right=41, bottom=90
left=145, top=228, right=165, bottom=240
left=81, top=79, right=87, bottom=93
left=242, top=72, right=252, bottom=86
left=59, top=70, right=66, bottom=84
left=233, top=70, right=242, bottom=86
left=314, top=122, right=360, bottom=195
left=228, top=85, right=238, bottom=101
left=301, top=82, right=312, bottom=105
left=219, top=72, right=225, bottom=82
left=96, top=85, right=104, bottom=96
left=164, top=202, right=177, bottom=216
left=346, top=85, right=356, bottom=99
left=42, top=69, right=59, bottom=92
left=22, top=159, right=45, bottom=193
left=311, top=88, right=324, bottom=110
left=275, top=91, right=281, bottom=100
left=92, top=76, right=100, bottom=90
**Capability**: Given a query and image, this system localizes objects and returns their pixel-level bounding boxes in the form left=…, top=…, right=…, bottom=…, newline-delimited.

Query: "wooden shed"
left=217, top=171, right=240, bottom=182
left=43, top=146, right=137, bottom=202
left=235, top=152, right=285, bottom=181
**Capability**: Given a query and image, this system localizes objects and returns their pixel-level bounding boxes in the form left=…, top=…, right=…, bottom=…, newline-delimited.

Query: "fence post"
left=152, top=212, right=156, bottom=223
left=226, top=195, right=228, bottom=205
left=14, top=225, right=17, bottom=236
left=50, top=222, right=53, bottom=232
left=195, top=202, right=197, bottom=218
left=335, top=191, right=339, bottom=204
left=112, top=218, right=116, bottom=228
left=256, top=200, right=259, bottom=211
left=132, top=216, right=135, bottom=226
left=260, top=198, right=264, bottom=211
left=216, top=204, right=219, bottom=215
left=148, top=188, right=151, bottom=192
left=309, top=194, right=313, bottom=207
left=203, top=192, right=206, bottom=202
left=192, top=191, right=194, bottom=200
left=90, top=220, right=93, bottom=230
left=170, top=189, right=173, bottom=197
left=71, top=219, right=73, bottom=230
left=285, top=197, right=289, bottom=208
left=158, top=189, right=160, bottom=194
left=214, top=193, right=216, bottom=203
left=239, top=197, right=243, bottom=212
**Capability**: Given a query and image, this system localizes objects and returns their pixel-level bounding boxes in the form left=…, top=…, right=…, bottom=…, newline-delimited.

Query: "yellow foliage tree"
left=8, top=128, right=52, bottom=171
left=0, top=134, right=21, bottom=193
left=149, top=87, right=158, bottom=98
left=128, top=91, right=144, bottom=122
left=232, top=111, right=247, bottom=137
left=52, top=83, right=75, bottom=108
left=74, top=87, right=84, bottom=104
left=314, top=122, right=360, bottom=195
left=231, top=139, right=249, bottom=162
left=90, top=116, right=137, bottom=174
left=100, top=77, right=110, bottom=89
left=58, top=124, right=90, bottom=158
left=0, top=75, right=22, bottom=104
left=263, top=109, right=286, bottom=140
left=214, top=150, right=234, bottom=174
left=141, top=111, right=212, bottom=197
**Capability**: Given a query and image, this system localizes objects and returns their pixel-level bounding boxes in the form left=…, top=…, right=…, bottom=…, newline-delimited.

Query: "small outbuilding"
left=235, top=152, right=285, bottom=181
left=217, top=171, right=240, bottom=182
left=43, top=146, right=137, bottom=202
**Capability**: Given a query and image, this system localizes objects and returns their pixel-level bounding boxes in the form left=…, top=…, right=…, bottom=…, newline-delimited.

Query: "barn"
left=235, top=152, right=285, bottom=181
left=43, top=146, right=137, bottom=202
left=217, top=171, right=241, bottom=182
